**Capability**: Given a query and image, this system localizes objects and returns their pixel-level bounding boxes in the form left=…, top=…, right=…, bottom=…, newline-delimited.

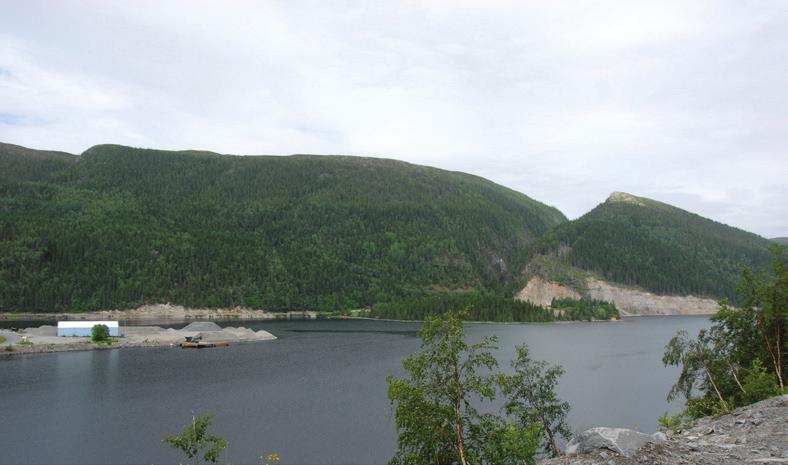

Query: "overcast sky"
left=1, top=1, right=786, bottom=237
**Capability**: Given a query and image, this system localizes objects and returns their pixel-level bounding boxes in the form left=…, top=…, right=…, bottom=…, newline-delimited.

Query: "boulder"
left=566, top=427, right=665, bottom=457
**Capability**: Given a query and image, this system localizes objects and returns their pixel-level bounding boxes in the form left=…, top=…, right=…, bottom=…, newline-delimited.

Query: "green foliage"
left=0, top=143, right=566, bottom=312
left=499, top=344, right=572, bottom=457
left=372, top=292, right=553, bottom=322
left=259, top=453, right=281, bottom=465
left=532, top=193, right=772, bottom=300
left=662, top=329, right=728, bottom=410
left=550, top=298, right=619, bottom=321
left=162, top=414, right=228, bottom=465
left=682, top=397, right=717, bottom=419
left=664, top=245, right=786, bottom=418
left=387, top=310, right=565, bottom=465
left=657, top=411, right=689, bottom=433
left=475, top=416, right=541, bottom=465
left=0, top=336, right=5, bottom=344
left=371, top=293, right=618, bottom=323
left=741, top=359, right=780, bottom=405
left=4, top=344, right=13, bottom=352
left=91, top=324, right=109, bottom=342
left=386, top=310, right=503, bottom=465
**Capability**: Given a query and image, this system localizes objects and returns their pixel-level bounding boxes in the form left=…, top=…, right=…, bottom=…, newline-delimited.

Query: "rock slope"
left=541, top=395, right=788, bottom=465
left=517, top=276, right=720, bottom=316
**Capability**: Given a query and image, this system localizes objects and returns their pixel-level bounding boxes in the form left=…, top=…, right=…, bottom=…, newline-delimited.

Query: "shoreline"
left=0, top=304, right=317, bottom=322
left=0, top=338, right=275, bottom=356
left=0, top=321, right=277, bottom=356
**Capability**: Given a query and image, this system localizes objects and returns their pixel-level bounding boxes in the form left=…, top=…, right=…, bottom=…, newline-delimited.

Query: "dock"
left=178, top=341, right=230, bottom=349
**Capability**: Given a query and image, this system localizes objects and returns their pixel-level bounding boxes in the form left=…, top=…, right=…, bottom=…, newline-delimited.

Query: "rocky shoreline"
left=0, top=321, right=276, bottom=356
left=541, top=395, right=788, bottom=464
left=0, top=303, right=317, bottom=322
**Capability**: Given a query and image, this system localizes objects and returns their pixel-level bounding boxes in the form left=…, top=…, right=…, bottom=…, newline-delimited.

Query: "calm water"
left=0, top=316, right=710, bottom=465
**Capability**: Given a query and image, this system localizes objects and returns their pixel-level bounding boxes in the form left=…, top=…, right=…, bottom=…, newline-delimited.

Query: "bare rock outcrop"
left=585, top=278, right=719, bottom=316
left=540, top=395, right=788, bottom=465
left=565, top=427, right=665, bottom=457
left=516, top=276, right=720, bottom=316
left=516, top=276, right=581, bottom=307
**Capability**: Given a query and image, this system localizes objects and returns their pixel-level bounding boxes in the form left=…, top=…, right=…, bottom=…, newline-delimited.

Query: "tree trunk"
left=776, top=327, right=784, bottom=391
left=454, top=364, right=468, bottom=465
left=703, top=364, right=729, bottom=412
left=727, top=359, right=746, bottom=394
left=762, top=329, right=784, bottom=391
left=540, top=412, right=561, bottom=457
left=758, top=311, right=784, bottom=392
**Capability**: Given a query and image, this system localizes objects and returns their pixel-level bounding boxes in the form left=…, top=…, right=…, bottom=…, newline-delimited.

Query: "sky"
left=1, top=1, right=786, bottom=237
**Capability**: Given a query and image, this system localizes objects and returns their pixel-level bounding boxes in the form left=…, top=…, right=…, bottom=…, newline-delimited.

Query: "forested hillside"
left=0, top=142, right=566, bottom=312
left=772, top=237, right=788, bottom=246
left=528, top=192, right=772, bottom=300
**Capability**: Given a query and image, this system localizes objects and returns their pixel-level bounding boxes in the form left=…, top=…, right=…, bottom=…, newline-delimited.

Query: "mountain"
left=0, top=142, right=566, bottom=312
left=524, top=192, right=773, bottom=302
left=772, top=237, right=788, bottom=246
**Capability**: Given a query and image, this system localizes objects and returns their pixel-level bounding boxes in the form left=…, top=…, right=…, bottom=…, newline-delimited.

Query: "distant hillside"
left=772, top=237, right=788, bottom=246
left=526, top=192, right=773, bottom=301
left=0, top=142, right=566, bottom=312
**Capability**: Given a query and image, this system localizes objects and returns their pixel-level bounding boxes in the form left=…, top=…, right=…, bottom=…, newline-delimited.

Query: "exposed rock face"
left=516, top=277, right=719, bottom=316
left=585, top=278, right=719, bottom=316
left=516, top=276, right=581, bottom=307
left=565, top=428, right=665, bottom=457
left=606, top=191, right=647, bottom=206
left=540, top=395, right=788, bottom=465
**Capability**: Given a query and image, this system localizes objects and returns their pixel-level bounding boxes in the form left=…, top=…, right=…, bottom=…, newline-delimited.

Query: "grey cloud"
left=0, top=0, right=785, bottom=236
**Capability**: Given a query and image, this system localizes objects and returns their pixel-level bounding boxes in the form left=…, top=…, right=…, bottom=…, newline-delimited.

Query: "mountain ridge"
left=523, top=191, right=773, bottom=302
left=0, top=142, right=566, bottom=312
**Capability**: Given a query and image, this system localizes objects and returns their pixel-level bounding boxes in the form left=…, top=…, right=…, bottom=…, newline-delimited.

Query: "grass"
left=93, top=337, right=120, bottom=345
left=658, top=411, right=692, bottom=433
left=0, top=336, right=6, bottom=344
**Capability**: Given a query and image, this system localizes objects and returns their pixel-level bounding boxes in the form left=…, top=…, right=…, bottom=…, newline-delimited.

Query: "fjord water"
left=0, top=316, right=709, bottom=465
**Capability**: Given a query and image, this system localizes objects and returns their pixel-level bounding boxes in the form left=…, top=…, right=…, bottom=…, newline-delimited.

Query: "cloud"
left=0, top=0, right=786, bottom=237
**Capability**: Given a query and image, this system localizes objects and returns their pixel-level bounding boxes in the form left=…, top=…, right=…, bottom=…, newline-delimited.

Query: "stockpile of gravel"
left=181, top=321, right=223, bottom=332
left=24, top=325, right=57, bottom=336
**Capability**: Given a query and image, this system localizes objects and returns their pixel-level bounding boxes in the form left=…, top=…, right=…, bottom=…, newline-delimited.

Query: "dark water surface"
left=0, top=316, right=710, bottom=465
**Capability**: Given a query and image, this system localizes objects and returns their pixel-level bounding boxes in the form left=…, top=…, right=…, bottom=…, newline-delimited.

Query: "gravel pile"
left=181, top=321, right=223, bottom=332
left=24, top=325, right=57, bottom=336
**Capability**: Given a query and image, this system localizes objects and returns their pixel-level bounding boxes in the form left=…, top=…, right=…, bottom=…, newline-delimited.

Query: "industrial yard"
left=0, top=321, right=276, bottom=354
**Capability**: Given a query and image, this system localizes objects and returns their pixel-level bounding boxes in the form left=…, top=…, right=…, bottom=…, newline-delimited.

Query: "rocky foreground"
left=542, top=395, right=787, bottom=465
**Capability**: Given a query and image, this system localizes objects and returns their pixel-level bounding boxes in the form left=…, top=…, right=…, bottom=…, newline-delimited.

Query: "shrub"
left=91, top=324, right=109, bottom=342
left=658, top=411, right=689, bottom=433
left=741, top=359, right=780, bottom=405
left=163, top=414, right=227, bottom=465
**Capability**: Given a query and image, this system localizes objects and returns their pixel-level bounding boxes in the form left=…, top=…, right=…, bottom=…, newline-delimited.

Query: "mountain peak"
left=606, top=191, right=646, bottom=206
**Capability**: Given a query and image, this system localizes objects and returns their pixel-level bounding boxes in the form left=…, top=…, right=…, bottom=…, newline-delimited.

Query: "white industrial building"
left=57, top=321, right=120, bottom=337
